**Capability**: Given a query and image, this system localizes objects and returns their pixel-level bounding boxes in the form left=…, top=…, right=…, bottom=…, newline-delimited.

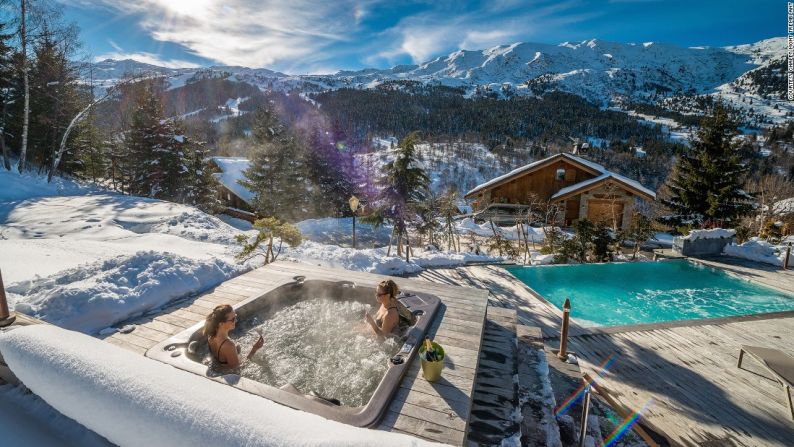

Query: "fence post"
left=784, top=242, right=792, bottom=270
left=558, top=298, right=571, bottom=360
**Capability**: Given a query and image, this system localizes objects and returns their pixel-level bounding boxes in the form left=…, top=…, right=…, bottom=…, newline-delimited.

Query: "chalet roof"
left=210, top=157, right=255, bottom=204
left=551, top=172, right=656, bottom=201
left=464, top=152, right=655, bottom=200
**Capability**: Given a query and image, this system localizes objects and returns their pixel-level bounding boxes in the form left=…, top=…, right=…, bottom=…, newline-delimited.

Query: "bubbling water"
left=213, top=298, right=398, bottom=407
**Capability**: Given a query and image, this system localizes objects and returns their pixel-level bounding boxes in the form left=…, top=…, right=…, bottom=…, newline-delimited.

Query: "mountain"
left=85, top=37, right=792, bottom=127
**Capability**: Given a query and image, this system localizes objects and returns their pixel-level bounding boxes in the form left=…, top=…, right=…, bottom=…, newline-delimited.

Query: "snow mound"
left=0, top=325, right=442, bottom=447
left=0, top=164, right=98, bottom=202
left=296, top=217, right=392, bottom=246
left=683, top=228, right=736, bottom=240
left=7, top=251, right=244, bottom=333
left=285, top=240, right=501, bottom=275
left=0, top=384, right=111, bottom=446
left=455, top=218, right=547, bottom=242
left=724, top=238, right=793, bottom=266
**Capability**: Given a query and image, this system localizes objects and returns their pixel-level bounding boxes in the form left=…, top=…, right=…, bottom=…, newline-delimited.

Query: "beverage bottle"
left=423, top=336, right=437, bottom=362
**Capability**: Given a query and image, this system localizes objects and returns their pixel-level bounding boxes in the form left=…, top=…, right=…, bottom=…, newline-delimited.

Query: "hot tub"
left=146, top=276, right=440, bottom=427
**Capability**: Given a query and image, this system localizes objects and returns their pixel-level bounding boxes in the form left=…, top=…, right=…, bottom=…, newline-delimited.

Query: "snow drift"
left=0, top=325, right=442, bottom=447
left=7, top=252, right=243, bottom=333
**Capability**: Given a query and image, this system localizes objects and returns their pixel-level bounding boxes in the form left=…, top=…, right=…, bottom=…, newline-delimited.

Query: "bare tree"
left=16, top=0, right=28, bottom=172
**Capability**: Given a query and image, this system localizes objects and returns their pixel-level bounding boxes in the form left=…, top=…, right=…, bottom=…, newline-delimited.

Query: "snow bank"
left=285, top=240, right=501, bottom=276
left=0, top=325, right=441, bottom=447
left=0, top=164, right=97, bottom=201
left=7, top=252, right=244, bottom=333
left=683, top=228, right=736, bottom=240
left=0, top=384, right=110, bottom=446
left=455, top=218, right=546, bottom=242
left=296, top=217, right=392, bottom=246
left=724, top=238, right=793, bottom=266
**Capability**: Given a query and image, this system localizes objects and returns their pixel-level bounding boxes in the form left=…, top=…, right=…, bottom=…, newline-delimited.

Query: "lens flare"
left=599, top=398, right=654, bottom=447
left=554, top=354, right=616, bottom=416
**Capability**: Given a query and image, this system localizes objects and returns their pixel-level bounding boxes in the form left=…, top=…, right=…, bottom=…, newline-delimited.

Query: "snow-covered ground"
left=724, top=238, right=794, bottom=266
left=295, top=217, right=392, bottom=247
left=0, top=324, right=439, bottom=447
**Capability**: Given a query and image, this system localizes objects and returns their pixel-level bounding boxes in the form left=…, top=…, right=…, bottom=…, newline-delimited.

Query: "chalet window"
left=227, top=193, right=231, bottom=201
left=556, top=168, right=565, bottom=180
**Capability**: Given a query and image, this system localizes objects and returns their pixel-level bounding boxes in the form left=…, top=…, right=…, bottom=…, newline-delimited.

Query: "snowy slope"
left=88, top=37, right=793, bottom=126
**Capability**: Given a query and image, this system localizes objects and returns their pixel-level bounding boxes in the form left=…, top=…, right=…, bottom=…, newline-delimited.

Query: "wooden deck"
left=101, top=261, right=489, bottom=446
left=415, top=264, right=794, bottom=446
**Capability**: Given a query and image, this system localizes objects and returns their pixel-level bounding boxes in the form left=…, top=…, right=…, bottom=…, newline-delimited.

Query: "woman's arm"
left=247, top=335, right=264, bottom=360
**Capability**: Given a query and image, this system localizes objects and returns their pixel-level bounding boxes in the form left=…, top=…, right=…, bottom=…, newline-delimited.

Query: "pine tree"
left=241, top=107, right=310, bottom=221
left=181, top=135, right=220, bottom=212
left=125, top=85, right=184, bottom=199
left=377, top=131, right=430, bottom=260
left=305, top=126, right=357, bottom=216
left=661, top=103, right=753, bottom=228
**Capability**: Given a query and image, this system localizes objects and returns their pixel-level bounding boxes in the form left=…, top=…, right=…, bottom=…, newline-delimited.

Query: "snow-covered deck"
left=101, top=261, right=489, bottom=445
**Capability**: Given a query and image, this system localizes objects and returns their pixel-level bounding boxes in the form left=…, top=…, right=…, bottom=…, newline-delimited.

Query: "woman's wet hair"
left=378, top=279, right=400, bottom=299
left=203, top=304, right=233, bottom=337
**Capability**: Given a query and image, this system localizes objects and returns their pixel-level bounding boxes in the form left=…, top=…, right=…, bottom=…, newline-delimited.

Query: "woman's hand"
left=252, top=334, right=264, bottom=351
left=364, top=313, right=375, bottom=327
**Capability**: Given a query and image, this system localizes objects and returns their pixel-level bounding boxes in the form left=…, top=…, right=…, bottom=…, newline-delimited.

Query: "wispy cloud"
left=93, top=38, right=200, bottom=68
left=369, top=0, right=600, bottom=65
left=74, top=0, right=603, bottom=73
left=83, top=0, right=362, bottom=71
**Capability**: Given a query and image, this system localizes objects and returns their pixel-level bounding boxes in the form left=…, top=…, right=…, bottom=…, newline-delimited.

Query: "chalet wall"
left=577, top=183, right=635, bottom=230
left=480, top=160, right=598, bottom=207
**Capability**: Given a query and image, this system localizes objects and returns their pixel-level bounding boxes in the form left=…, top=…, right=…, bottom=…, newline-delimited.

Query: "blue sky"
left=61, top=0, right=781, bottom=74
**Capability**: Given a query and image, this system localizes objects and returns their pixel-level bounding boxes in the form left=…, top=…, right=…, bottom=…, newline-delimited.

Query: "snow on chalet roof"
left=211, top=157, right=254, bottom=204
left=466, top=152, right=656, bottom=200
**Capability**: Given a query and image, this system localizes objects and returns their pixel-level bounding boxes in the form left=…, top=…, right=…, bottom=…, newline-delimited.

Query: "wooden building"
left=464, top=152, right=656, bottom=229
left=208, top=157, right=256, bottom=220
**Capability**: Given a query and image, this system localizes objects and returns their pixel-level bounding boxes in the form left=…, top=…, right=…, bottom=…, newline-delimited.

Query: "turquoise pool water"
left=506, top=260, right=794, bottom=327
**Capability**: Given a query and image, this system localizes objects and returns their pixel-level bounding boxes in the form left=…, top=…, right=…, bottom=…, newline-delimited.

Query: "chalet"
left=464, top=152, right=656, bottom=229
left=208, top=157, right=255, bottom=218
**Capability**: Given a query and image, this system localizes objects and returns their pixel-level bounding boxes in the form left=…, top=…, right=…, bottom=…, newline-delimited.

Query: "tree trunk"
left=0, top=101, right=9, bottom=171
left=387, top=226, right=395, bottom=256
left=17, top=0, right=28, bottom=172
left=404, top=229, right=410, bottom=263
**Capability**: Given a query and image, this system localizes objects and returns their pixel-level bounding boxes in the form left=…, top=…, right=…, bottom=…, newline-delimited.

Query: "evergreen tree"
left=661, top=103, right=753, bottom=227
left=125, top=85, right=184, bottom=199
left=25, top=22, right=85, bottom=174
left=241, top=107, right=310, bottom=221
left=70, top=113, right=106, bottom=182
left=0, top=20, right=14, bottom=171
left=376, top=131, right=430, bottom=259
left=305, top=126, right=357, bottom=216
left=181, top=135, right=220, bottom=212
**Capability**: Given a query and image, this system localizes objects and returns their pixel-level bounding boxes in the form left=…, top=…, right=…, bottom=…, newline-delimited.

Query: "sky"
left=60, top=0, right=782, bottom=74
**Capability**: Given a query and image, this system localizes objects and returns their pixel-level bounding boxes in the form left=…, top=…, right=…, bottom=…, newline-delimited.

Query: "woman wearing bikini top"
left=204, top=304, right=264, bottom=370
left=365, top=279, right=401, bottom=339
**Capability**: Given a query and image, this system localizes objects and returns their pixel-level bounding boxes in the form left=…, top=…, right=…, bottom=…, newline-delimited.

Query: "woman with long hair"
left=204, top=304, right=263, bottom=370
left=364, top=279, right=401, bottom=339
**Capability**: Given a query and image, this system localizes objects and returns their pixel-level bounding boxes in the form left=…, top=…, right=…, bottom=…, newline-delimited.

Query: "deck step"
left=466, top=306, right=519, bottom=446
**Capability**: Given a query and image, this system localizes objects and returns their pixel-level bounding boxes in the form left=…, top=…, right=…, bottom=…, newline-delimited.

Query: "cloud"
left=371, top=0, right=599, bottom=65
left=95, top=40, right=201, bottom=68
left=84, top=0, right=361, bottom=72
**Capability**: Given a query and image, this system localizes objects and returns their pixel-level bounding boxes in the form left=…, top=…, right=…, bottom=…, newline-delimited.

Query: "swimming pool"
left=506, top=260, right=794, bottom=327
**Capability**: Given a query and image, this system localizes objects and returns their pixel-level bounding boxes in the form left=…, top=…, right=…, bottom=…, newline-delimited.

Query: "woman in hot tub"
left=364, top=279, right=404, bottom=339
left=204, top=304, right=264, bottom=370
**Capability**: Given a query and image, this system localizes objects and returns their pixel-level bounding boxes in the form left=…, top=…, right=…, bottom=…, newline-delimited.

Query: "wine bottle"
left=423, top=336, right=437, bottom=362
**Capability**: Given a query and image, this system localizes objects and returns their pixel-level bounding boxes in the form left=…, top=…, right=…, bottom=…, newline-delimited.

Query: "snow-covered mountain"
left=86, top=37, right=792, bottom=125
